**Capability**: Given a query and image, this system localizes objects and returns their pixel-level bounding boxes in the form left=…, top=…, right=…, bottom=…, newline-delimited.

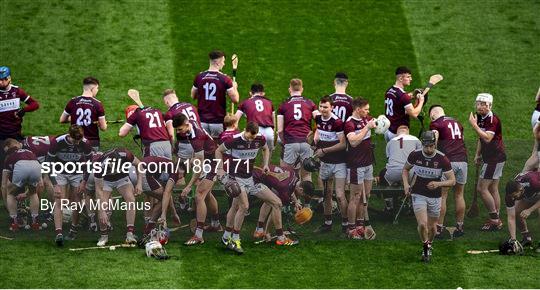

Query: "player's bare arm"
left=215, top=143, right=227, bottom=176
left=159, top=179, right=176, bottom=226
left=506, top=205, right=517, bottom=240
left=427, top=170, right=456, bottom=190
left=276, top=115, right=284, bottom=142
left=402, top=163, right=413, bottom=196
left=98, top=117, right=107, bottom=131
left=227, top=83, right=240, bottom=104
left=315, top=132, right=346, bottom=157
left=181, top=152, right=204, bottom=197
left=468, top=112, right=494, bottom=142
left=520, top=199, right=540, bottom=219
left=118, top=123, right=132, bottom=137
left=346, top=119, right=376, bottom=147
left=261, top=144, right=270, bottom=171
left=405, top=96, right=424, bottom=118
left=59, top=112, right=70, bottom=123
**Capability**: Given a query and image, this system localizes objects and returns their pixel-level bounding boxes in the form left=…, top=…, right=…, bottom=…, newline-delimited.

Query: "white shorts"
left=259, top=126, right=275, bottom=151
left=146, top=141, right=172, bottom=159
left=531, top=110, right=540, bottom=128
left=347, top=165, right=374, bottom=185
left=411, top=194, right=441, bottom=218
left=86, top=173, right=95, bottom=191
left=480, top=162, right=505, bottom=180
left=56, top=173, right=83, bottom=187
left=384, top=130, right=397, bottom=142
left=384, top=168, right=407, bottom=186
left=442, top=162, right=468, bottom=185
left=234, top=176, right=269, bottom=196
left=11, top=160, right=42, bottom=188
left=282, top=142, right=313, bottom=166
left=201, top=122, right=224, bottom=138
left=319, top=162, right=347, bottom=180
left=176, top=141, right=194, bottom=160
left=103, top=176, right=133, bottom=192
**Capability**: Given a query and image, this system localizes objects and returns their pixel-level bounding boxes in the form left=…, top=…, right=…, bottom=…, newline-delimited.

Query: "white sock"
left=223, top=231, right=231, bottom=239
left=195, top=228, right=204, bottom=238
left=232, top=233, right=240, bottom=241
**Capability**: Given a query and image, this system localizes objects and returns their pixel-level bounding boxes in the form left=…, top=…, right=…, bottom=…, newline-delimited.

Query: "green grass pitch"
left=1, top=0, right=539, bottom=288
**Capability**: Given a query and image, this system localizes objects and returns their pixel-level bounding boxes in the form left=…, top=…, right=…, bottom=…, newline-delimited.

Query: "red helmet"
left=125, top=105, right=139, bottom=119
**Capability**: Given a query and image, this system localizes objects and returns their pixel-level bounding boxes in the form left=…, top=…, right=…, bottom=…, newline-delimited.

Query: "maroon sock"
left=257, top=221, right=265, bottom=228
left=325, top=215, right=332, bottom=222
left=356, top=219, right=364, bottom=227
left=276, top=228, right=284, bottom=236
left=197, top=222, right=205, bottom=229
left=127, top=225, right=135, bottom=233
left=233, top=229, right=240, bottom=235
left=56, top=228, right=62, bottom=235
left=225, top=226, right=233, bottom=232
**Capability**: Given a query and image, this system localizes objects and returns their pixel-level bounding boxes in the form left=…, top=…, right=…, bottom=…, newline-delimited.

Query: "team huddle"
left=1, top=51, right=539, bottom=261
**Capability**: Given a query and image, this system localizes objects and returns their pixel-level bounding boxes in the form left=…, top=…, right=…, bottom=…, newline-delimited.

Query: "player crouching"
left=504, top=172, right=540, bottom=251
left=2, top=139, right=43, bottom=231
left=402, top=131, right=455, bottom=262
left=253, top=164, right=314, bottom=245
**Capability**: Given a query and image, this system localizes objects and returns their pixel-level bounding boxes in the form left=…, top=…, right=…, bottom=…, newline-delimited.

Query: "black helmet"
left=302, top=157, right=321, bottom=172
left=421, top=131, right=436, bottom=146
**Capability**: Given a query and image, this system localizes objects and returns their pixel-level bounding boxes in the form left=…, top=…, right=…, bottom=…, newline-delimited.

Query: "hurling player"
left=429, top=105, right=468, bottom=238
left=384, top=66, right=424, bottom=141
left=191, top=50, right=239, bottom=138
left=235, top=83, right=275, bottom=152
left=60, top=77, right=107, bottom=151
left=166, top=114, right=222, bottom=246
left=504, top=171, right=540, bottom=249
left=2, top=139, right=42, bottom=231
left=313, top=96, right=348, bottom=233
left=93, top=148, right=141, bottom=246
left=378, top=126, right=422, bottom=187
left=0, top=66, right=40, bottom=165
left=402, top=131, right=455, bottom=262
left=277, top=78, right=318, bottom=182
left=329, top=72, right=353, bottom=122
left=253, top=164, right=314, bottom=245
left=344, top=98, right=377, bottom=239
left=163, top=88, right=200, bottom=161
left=47, top=125, right=93, bottom=246
left=215, top=121, right=271, bottom=254
left=119, top=90, right=172, bottom=159
left=468, top=93, right=506, bottom=231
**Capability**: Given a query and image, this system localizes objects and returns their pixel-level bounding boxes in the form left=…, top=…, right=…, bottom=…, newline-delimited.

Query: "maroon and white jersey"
left=223, top=133, right=266, bottom=178
left=277, top=96, right=317, bottom=144
left=94, top=148, right=135, bottom=182
left=0, top=85, right=39, bottom=138
left=406, top=149, right=452, bottom=198
left=429, top=116, right=467, bottom=162
left=237, top=96, right=274, bottom=127
left=315, top=114, right=344, bottom=164
left=126, top=107, right=169, bottom=144
left=505, top=171, right=540, bottom=207
left=187, top=121, right=216, bottom=158
left=47, top=134, right=93, bottom=169
left=253, top=165, right=298, bottom=205
left=83, top=152, right=103, bottom=183
left=330, top=93, right=353, bottom=122
left=218, top=129, right=240, bottom=145
left=193, top=71, right=233, bottom=123
left=139, top=156, right=179, bottom=189
left=344, top=116, right=374, bottom=167
left=165, top=102, right=200, bottom=142
left=3, top=148, right=38, bottom=171
left=63, top=96, right=105, bottom=142
left=476, top=111, right=506, bottom=163
left=22, top=135, right=55, bottom=163
left=384, top=86, right=412, bottom=134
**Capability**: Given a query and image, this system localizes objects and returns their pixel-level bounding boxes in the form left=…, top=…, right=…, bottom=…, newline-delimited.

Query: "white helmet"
left=145, top=240, right=169, bottom=260
left=476, top=93, right=493, bottom=104
left=374, top=115, right=391, bottom=135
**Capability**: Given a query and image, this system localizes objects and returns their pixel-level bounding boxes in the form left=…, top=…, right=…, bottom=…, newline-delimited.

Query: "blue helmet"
left=0, top=66, right=11, bottom=79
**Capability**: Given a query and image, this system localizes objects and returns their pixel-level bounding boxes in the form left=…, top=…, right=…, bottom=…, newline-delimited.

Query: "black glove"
left=15, top=108, right=25, bottom=118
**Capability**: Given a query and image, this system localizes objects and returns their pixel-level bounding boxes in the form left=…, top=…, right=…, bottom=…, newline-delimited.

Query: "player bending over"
left=402, top=131, right=455, bottom=262
left=2, top=139, right=43, bottom=231
left=165, top=114, right=222, bottom=246
left=504, top=171, right=540, bottom=251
